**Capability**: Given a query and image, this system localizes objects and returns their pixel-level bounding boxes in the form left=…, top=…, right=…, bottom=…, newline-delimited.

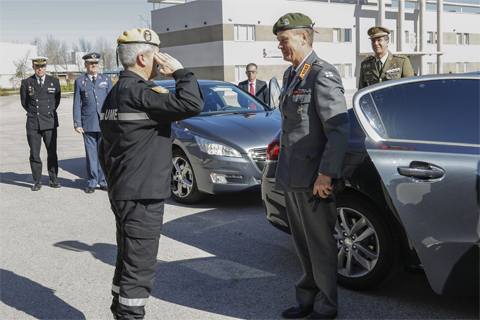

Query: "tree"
left=95, top=37, right=116, bottom=71
left=13, top=50, right=32, bottom=80
left=72, top=37, right=93, bottom=53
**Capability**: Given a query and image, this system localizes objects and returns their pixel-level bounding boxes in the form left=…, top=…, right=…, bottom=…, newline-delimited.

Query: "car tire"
left=335, top=193, right=400, bottom=290
left=171, top=149, right=205, bottom=204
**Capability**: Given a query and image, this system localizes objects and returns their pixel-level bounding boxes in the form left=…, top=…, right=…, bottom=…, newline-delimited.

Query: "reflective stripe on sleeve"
left=111, top=284, right=120, bottom=294
left=119, top=296, right=149, bottom=307
left=100, top=111, right=150, bottom=121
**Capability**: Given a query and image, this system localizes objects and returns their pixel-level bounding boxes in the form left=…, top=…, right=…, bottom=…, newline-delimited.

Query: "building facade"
left=149, top=0, right=480, bottom=89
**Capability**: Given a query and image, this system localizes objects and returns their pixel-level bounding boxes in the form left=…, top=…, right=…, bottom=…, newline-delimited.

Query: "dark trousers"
left=284, top=191, right=338, bottom=316
left=110, top=199, right=165, bottom=320
left=83, top=132, right=106, bottom=188
left=26, top=127, right=58, bottom=182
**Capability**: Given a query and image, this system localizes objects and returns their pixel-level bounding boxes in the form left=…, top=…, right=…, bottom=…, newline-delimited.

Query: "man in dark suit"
left=20, top=57, right=61, bottom=191
left=237, top=63, right=269, bottom=106
left=73, top=52, right=112, bottom=194
left=273, top=13, right=350, bottom=319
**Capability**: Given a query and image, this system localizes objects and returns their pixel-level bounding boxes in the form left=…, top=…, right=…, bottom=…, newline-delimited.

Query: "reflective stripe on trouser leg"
left=110, top=199, right=165, bottom=320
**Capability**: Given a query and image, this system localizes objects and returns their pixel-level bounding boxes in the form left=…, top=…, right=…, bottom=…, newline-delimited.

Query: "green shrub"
left=61, top=83, right=75, bottom=92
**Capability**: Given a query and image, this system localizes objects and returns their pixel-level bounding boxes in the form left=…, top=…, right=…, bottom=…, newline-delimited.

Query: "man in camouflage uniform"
left=358, top=26, right=414, bottom=89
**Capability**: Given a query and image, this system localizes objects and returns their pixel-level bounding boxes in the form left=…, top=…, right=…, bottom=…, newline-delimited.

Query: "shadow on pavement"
left=0, top=269, right=86, bottom=319
left=53, top=240, right=116, bottom=267
left=1, top=157, right=87, bottom=190
left=52, top=191, right=480, bottom=319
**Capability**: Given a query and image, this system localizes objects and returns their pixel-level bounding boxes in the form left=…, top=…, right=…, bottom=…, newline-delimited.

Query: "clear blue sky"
left=0, top=0, right=154, bottom=50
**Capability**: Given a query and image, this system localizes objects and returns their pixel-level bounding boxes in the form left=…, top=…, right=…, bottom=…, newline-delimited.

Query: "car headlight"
left=195, top=136, right=242, bottom=158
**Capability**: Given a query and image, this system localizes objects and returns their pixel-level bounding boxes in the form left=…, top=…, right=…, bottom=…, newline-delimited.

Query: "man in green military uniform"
left=358, top=26, right=414, bottom=89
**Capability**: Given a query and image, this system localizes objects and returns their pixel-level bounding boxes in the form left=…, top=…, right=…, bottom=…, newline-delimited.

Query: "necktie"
left=376, top=60, right=383, bottom=74
left=286, top=68, right=296, bottom=88
left=39, top=78, right=43, bottom=88
left=249, top=83, right=256, bottom=110
left=92, top=76, right=96, bottom=85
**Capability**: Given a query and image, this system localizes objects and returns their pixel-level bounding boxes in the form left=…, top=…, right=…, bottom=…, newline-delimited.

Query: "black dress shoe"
left=85, top=187, right=95, bottom=194
left=31, top=182, right=42, bottom=191
left=49, top=180, right=61, bottom=188
left=306, top=311, right=338, bottom=319
left=282, top=304, right=314, bottom=319
left=100, top=185, right=108, bottom=191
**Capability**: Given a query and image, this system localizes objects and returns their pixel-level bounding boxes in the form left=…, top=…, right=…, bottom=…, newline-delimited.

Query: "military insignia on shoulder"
left=325, top=71, right=334, bottom=78
left=394, top=54, right=407, bottom=59
left=312, top=60, right=323, bottom=67
left=152, top=86, right=169, bottom=94
left=299, top=63, right=311, bottom=80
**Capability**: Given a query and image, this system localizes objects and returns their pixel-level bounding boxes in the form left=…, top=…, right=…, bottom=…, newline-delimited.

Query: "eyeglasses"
left=246, top=71, right=257, bottom=74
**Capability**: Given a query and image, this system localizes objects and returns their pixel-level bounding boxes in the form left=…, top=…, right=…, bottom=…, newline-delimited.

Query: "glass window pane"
left=456, top=33, right=462, bottom=45
left=369, top=79, right=479, bottom=144
left=345, top=64, right=352, bottom=78
left=464, top=33, right=469, bottom=45
left=334, top=29, right=340, bottom=43
left=345, top=29, right=351, bottom=43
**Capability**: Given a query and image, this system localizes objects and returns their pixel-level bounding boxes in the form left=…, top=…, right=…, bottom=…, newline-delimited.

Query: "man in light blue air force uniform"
left=73, top=52, right=112, bottom=194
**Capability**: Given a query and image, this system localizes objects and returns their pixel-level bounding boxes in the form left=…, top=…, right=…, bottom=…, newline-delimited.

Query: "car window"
left=167, top=84, right=269, bottom=115
left=358, top=79, right=479, bottom=145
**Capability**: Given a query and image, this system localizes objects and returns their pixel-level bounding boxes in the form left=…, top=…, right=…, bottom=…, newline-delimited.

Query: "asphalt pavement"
left=0, top=94, right=478, bottom=320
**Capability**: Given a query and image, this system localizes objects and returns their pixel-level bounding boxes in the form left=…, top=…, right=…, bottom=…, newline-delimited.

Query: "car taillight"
left=266, top=138, right=280, bottom=161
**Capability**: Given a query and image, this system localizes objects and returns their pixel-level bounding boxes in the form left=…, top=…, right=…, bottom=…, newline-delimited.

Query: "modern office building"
left=148, top=0, right=480, bottom=89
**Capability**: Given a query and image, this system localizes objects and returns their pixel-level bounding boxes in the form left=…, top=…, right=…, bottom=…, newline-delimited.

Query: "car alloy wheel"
left=171, top=149, right=205, bottom=204
left=335, top=194, right=400, bottom=290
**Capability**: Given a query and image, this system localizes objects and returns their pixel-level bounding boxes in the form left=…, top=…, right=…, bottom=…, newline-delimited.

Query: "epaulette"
left=312, top=60, right=324, bottom=68
left=393, top=54, right=407, bottom=59
left=364, top=56, right=375, bottom=61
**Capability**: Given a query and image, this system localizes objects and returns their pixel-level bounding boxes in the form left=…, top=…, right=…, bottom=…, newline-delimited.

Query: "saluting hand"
left=155, top=53, right=183, bottom=77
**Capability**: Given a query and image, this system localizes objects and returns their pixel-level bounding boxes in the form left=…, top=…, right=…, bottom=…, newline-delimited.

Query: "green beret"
left=273, top=13, right=313, bottom=35
left=368, top=26, right=390, bottom=39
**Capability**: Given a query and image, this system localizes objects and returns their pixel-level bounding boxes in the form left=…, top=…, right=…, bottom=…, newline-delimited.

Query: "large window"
left=427, top=62, right=434, bottom=74
left=234, top=25, right=255, bottom=41
left=427, top=32, right=433, bottom=44
left=333, top=64, right=341, bottom=74
left=345, top=29, right=351, bottom=43
left=333, top=28, right=340, bottom=43
left=235, top=65, right=247, bottom=83
left=345, top=64, right=352, bottom=78
left=358, top=79, right=480, bottom=144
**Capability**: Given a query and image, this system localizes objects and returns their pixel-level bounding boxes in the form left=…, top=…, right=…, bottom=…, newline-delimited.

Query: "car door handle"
left=397, top=161, right=445, bottom=179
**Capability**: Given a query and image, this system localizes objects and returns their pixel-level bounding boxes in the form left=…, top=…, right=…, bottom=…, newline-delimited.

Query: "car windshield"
left=168, top=84, right=270, bottom=115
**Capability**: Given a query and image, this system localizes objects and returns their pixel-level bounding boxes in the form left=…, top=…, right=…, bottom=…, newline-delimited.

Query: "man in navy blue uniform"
left=20, top=57, right=62, bottom=191
left=73, top=52, right=112, bottom=193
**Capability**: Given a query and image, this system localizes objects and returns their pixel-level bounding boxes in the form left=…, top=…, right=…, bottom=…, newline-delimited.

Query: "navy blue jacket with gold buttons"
left=20, top=74, right=61, bottom=130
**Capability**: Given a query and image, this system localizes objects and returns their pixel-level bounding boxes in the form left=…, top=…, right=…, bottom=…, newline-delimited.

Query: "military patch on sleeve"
left=151, top=86, right=169, bottom=94
left=325, top=72, right=334, bottom=78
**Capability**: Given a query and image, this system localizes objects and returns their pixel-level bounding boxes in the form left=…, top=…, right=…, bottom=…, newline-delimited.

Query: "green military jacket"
left=358, top=51, right=414, bottom=89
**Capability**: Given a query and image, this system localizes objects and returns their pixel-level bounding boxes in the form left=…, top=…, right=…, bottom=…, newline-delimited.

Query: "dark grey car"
left=262, top=74, right=480, bottom=295
left=154, top=79, right=281, bottom=204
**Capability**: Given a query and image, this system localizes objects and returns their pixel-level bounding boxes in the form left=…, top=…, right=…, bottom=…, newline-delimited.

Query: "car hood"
left=177, top=111, right=281, bottom=152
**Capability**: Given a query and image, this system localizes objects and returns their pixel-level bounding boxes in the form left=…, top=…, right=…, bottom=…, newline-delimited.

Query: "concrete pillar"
left=420, top=0, right=426, bottom=75
left=437, top=0, right=443, bottom=74
left=398, top=0, right=405, bottom=52
left=378, top=0, right=385, bottom=27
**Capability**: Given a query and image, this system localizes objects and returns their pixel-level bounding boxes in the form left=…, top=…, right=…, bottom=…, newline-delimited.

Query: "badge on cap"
left=282, top=18, right=290, bottom=26
left=152, top=86, right=169, bottom=94
left=92, top=54, right=97, bottom=59
left=144, top=30, right=152, bottom=42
